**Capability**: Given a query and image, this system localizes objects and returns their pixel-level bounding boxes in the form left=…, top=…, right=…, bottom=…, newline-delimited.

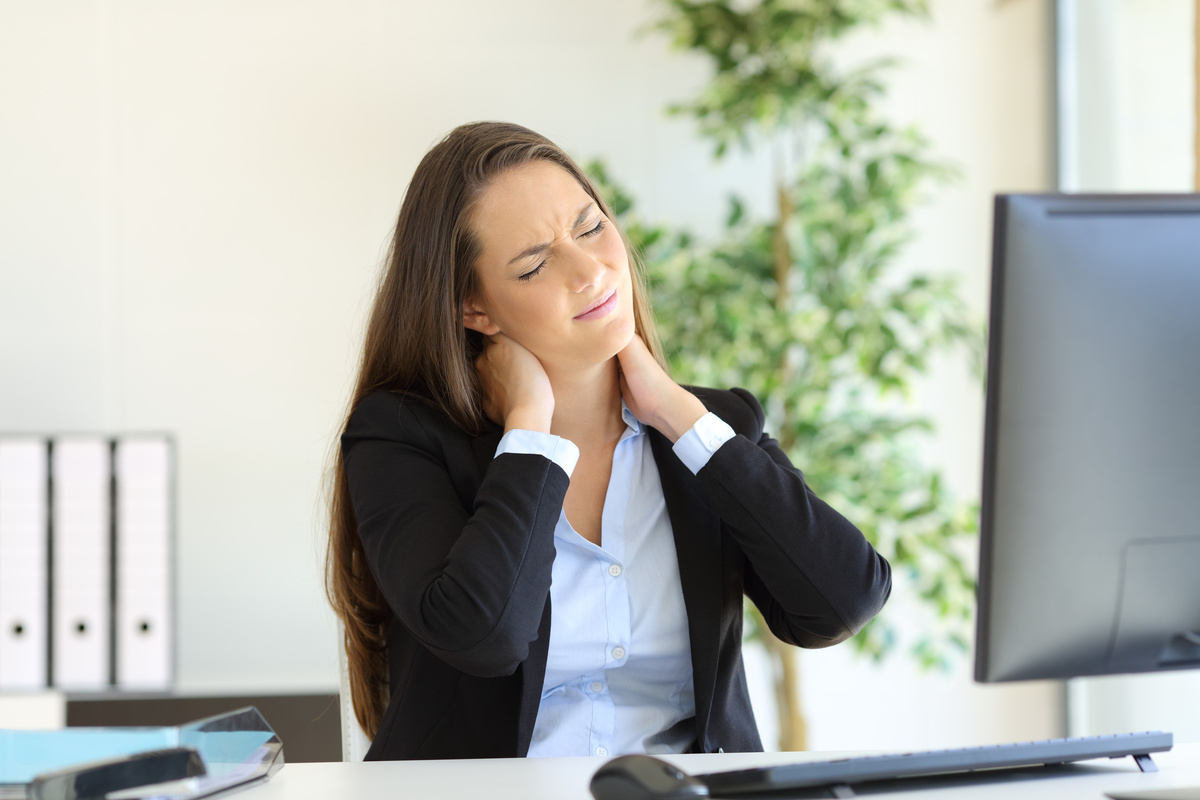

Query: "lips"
left=574, top=289, right=617, bottom=320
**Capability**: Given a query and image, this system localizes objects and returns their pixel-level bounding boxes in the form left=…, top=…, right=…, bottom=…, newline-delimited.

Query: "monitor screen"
left=975, top=194, right=1200, bottom=683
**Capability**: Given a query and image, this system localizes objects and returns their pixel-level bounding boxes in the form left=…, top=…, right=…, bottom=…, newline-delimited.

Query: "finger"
left=617, top=336, right=646, bottom=365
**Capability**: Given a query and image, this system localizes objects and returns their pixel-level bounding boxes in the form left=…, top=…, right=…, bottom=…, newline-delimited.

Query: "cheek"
left=602, top=232, right=628, bottom=268
left=493, top=285, right=562, bottom=339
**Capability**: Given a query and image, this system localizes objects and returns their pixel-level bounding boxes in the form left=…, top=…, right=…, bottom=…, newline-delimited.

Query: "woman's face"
left=463, top=160, right=635, bottom=373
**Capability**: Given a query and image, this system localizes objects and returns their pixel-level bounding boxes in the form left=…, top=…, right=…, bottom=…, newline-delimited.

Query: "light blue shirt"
left=494, top=405, right=736, bottom=758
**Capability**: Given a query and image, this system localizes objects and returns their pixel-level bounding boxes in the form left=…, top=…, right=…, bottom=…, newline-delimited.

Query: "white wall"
left=1, top=0, right=1064, bottom=748
left=1060, top=0, right=1195, bottom=191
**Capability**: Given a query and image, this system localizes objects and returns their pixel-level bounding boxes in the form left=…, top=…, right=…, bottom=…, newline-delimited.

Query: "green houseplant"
left=592, top=0, right=984, bottom=749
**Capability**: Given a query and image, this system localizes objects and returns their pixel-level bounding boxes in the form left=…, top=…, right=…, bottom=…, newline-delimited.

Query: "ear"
left=462, top=297, right=501, bottom=336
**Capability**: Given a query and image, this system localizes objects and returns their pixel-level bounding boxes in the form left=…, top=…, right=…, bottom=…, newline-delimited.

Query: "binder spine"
left=114, top=437, right=173, bottom=690
left=50, top=437, right=113, bottom=690
left=0, top=438, right=50, bottom=690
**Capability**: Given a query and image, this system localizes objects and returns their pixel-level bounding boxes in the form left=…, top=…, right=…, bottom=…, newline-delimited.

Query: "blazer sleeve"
left=341, top=391, right=567, bottom=677
left=695, top=388, right=891, bottom=648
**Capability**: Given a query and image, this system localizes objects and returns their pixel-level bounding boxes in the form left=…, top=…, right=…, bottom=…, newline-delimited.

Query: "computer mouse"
left=589, top=755, right=710, bottom=800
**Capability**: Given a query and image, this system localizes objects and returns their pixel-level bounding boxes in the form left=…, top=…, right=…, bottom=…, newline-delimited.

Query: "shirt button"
left=612, top=646, right=626, bottom=660
left=590, top=681, right=604, bottom=692
left=595, top=746, right=609, bottom=757
left=608, top=564, right=622, bottom=577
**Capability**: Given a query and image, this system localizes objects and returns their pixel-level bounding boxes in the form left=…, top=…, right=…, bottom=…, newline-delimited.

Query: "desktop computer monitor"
left=975, top=193, right=1200, bottom=683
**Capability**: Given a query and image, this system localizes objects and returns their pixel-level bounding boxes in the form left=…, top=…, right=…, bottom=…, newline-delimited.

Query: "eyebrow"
left=505, top=202, right=596, bottom=266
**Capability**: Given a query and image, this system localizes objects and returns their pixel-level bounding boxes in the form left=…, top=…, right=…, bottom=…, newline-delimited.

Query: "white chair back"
left=337, top=622, right=373, bottom=762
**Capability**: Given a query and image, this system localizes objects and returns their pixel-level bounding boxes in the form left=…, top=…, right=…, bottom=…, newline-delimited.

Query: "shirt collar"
left=620, top=400, right=644, bottom=436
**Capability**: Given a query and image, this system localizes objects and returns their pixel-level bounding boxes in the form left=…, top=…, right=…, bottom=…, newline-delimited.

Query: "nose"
left=564, top=243, right=606, bottom=293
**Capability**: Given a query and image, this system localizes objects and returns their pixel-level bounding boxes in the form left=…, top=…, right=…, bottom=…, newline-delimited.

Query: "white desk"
left=247, top=743, right=1200, bottom=799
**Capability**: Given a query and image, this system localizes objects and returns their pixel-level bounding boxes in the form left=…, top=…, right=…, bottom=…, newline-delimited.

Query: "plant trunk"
left=768, top=176, right=808, bottom=751
left=760, top=627, right=808, bottom=751
left=773, top=181, right=793, bottom=308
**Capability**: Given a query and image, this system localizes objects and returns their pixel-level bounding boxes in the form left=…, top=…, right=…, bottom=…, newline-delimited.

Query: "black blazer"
left=341, top=386, right=891, bottom=760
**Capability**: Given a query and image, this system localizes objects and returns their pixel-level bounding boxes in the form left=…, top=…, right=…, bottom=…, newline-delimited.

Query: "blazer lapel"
left=649, top=430, right=723, bottom=743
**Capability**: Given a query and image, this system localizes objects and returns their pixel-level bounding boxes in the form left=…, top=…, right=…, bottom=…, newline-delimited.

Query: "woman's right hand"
left=475, top=333, right=555, bottom=434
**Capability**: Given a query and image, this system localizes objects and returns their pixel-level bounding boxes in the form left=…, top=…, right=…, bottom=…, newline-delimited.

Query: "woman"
left=326, top=121, right=891, bottom=761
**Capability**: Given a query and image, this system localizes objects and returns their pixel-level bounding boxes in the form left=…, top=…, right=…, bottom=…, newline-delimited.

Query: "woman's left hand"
left=617, top=334, right=708, bottom=443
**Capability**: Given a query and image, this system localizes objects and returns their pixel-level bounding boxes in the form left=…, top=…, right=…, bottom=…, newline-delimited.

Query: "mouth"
left=574, top=289, right=618, bottom=321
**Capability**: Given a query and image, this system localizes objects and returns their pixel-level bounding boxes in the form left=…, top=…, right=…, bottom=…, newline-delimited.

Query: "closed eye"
left=517, top=260, right=546, bottom=282
left=580, top=218, right=606, bottom=238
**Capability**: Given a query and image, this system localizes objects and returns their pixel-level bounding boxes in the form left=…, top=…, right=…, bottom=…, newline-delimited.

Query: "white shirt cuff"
left=495, top=429, right=580, bottom=477
left=672, top=412, right=736, bottom=475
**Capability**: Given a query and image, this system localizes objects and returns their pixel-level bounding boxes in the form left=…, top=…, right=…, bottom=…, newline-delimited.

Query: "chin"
left=602, top=316, right=637, bottom=357
left=565, top=329, right=635, bottom=371
left=550, top=313, right=637, bottom=369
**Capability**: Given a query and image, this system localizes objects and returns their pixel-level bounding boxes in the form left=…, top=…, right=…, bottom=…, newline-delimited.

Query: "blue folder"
left=0, top=706, right=282, bottom=800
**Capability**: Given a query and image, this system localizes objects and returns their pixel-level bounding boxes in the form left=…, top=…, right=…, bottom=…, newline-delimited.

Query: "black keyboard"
left=589, top=731, right=1174, bottom=800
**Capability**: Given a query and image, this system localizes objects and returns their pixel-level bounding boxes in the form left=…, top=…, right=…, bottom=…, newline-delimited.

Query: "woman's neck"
left=546, top=358, right=625, bottom=449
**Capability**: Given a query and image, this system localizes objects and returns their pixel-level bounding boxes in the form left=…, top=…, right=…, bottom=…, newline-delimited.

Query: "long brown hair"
left=325, top=121, right=664, bottom=738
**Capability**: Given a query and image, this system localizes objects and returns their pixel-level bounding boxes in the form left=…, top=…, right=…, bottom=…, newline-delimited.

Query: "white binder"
left=114, top=437, right=173, bottom=689
left=0, top=438, right=49, bottom=690
left=51, top=437, right=112, bottom=690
